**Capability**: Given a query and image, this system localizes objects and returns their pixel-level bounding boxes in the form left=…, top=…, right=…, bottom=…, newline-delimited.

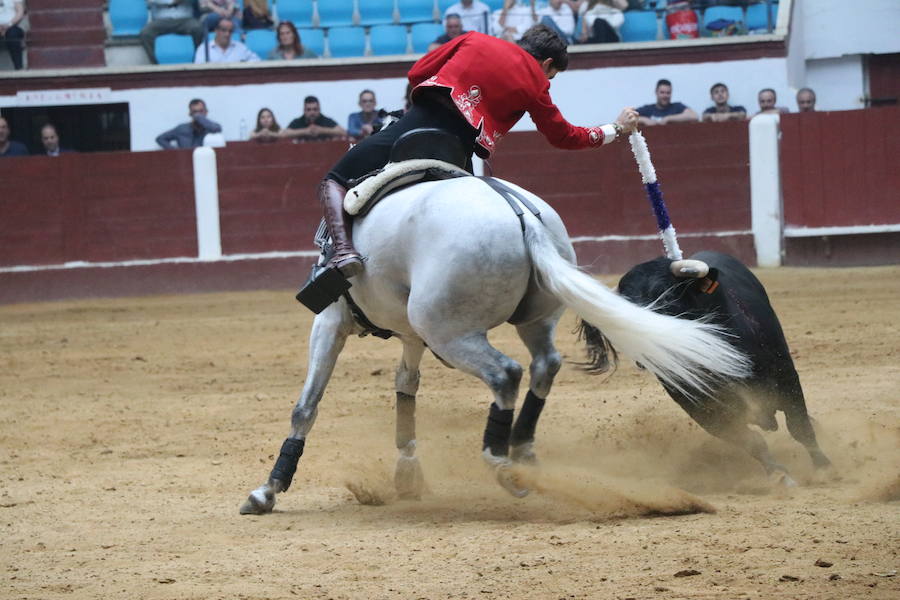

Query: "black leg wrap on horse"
left=510, top=390, right=546, bottom=446
left=483, top=404, right=514, bottom=457
left=269, top=437, right=305, bottom=492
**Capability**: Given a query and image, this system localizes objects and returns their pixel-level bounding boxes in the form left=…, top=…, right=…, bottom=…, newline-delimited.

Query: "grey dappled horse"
left=240, top=177, right=749, bottom=514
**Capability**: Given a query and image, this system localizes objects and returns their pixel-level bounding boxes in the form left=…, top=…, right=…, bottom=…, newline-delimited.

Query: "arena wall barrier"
left=1, top=109, right=897, bottom=303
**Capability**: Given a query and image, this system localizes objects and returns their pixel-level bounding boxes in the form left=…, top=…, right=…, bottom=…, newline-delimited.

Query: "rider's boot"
left=320, top=178, right=364, bottom=278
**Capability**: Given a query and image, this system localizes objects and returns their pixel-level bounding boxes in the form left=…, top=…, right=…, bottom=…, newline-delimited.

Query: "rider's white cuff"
left=600, top=124, right=617, bottom=145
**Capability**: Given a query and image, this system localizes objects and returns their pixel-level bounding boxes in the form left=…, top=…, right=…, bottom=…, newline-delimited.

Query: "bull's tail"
left=522, top=218, right=750, bottom=397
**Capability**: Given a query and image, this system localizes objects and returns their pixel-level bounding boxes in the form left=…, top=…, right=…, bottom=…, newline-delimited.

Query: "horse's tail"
left=522, top=219, right=750, bottom=398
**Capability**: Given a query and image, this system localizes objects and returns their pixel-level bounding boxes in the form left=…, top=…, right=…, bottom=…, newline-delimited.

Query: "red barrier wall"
left=1, top=149, right=196, bottom=267
left=490, top=120, right=754, bottom=270
left=780, top=106, right=900, bottom=229
left=215, top=141, right=346, bottom=255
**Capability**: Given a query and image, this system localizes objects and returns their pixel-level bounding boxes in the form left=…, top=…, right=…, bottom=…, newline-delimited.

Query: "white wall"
left=801, top=0, right=900, bottom=59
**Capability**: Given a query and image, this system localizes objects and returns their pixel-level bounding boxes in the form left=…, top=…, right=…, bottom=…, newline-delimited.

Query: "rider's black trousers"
left=327, top=92, right=479, bottom=188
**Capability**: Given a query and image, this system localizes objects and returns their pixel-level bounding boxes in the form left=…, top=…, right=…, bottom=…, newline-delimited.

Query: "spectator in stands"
left=242, top=0, right=274, bottom=31
left=538, top=0, right=576, bottom=43
left=0, top=0, right=25, bottom=71
left=755, top=88, right=790, bottom=115
left=442, top=0, right=491, bottom=35
left=199, top=0, right=241, bottom=35
left=0, top=116, right=28, bottom=156
left=347, top=90, right=383, bottom=143
left=268, top=21, right=318, bottom=59
left=140, top=0, right=204, bottom=65
left=493, top=0, right=539, bottom=42
left=702, top=82, right=746, bottom=122
left=194, top=18, right=260, bottom=63
left=637, top=79, right=699, bottom=125
left=249, top=107, right=281, bottom=142
left=796, top=87, right=816, bottom=112
left=38, top=124, right=71, bottom=156
left=577, top=0, right=627, bottom=44
left=429, top=13, right=466, bottom=52
left=281, top=96, right=347, bottom=142
left=156, top=98, right=223, bottom=149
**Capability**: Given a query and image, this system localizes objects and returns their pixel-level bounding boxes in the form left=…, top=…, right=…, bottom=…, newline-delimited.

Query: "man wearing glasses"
left=194, top=18, right=260, bottom=63
left=347, top=90, right=383, bottom=143
left=140, top=0, right=204, bottom=64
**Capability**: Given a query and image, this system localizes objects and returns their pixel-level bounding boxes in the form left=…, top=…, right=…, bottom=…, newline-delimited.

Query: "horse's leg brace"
left=483, top=403, right=514, bottom=457
left=269, top=437, right=305, bottom=492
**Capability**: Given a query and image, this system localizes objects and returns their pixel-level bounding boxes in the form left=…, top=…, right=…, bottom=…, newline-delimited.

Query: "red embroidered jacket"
left=408, top=31, right=604, bottom=158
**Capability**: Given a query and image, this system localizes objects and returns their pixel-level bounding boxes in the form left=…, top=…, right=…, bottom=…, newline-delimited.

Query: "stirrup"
left=295, top=264, right=351, bottom=314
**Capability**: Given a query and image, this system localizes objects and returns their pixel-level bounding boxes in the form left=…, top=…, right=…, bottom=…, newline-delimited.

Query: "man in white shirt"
left=442, top=0, right=491, bottom=35
left=0, top=0, right=26, bottom=70
left=492, top=0, right=538, bottom=42
left=194, top=18, right=260, bottom=64
left=537, top=0, right=575, bottom=43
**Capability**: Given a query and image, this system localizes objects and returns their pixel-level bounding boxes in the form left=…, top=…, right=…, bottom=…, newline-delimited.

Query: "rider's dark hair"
left=517, top=24, right=569, bottom=72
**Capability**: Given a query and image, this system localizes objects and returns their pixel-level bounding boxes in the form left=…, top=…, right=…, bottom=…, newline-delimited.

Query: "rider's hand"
left=616, top=107, right=639, bottom=133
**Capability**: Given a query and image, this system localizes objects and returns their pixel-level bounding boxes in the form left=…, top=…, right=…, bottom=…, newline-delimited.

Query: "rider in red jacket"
left=320, top=25, right=638, bottom=278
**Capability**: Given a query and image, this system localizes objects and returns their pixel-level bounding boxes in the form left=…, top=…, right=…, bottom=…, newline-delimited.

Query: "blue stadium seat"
left=109, top=0, right=148, bottom=36
left=702, top=6, right=744, bottom=36
left=244, top=29, right=276, bottom=58
left=621, top=10, right=659, bottom=42
left=370, top=24, right=409, bottom=55
left=297, top=28, right=325, bottom=55
left=275, top=0, right=314, bottom=28
left=410, top=22, right=443, bottom=53
left=359, top=0, right=397, bottom=26
left=399, top=0, right=437, bottom=24
left=155, top=34, right=196, bottom=64
left=746, top=2, right=778, bottom=32
left=317, top=0, right=355, bottom=28
left=327, top=26, right=366, bottom=58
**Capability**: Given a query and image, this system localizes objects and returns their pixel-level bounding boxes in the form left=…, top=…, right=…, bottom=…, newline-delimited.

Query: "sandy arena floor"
left=1, top=265, right=898, bottom=600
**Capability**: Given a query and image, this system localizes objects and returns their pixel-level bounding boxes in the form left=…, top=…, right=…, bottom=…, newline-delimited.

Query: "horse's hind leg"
left=394, top=339, right=427, bottom=499
left=240, top=302, right=354, bottom=515
left=424, top=332, right=527, bottom=497
left=510, top=317, right=562, bottom=464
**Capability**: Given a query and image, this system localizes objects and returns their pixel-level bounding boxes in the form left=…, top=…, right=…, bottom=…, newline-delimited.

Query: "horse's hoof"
left=239, top=486, right=275, bottom=515
left=510, top=442, right=537, bottom=465
left=483, top=449, right=530, bottom=498
left=395, top=456, right=425, bottom=500
left=496, top=465, right=530, bottom=498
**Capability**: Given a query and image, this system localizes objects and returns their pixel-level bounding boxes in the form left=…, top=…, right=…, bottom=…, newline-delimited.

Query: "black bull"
left=581, top=251, right=831, bottom=480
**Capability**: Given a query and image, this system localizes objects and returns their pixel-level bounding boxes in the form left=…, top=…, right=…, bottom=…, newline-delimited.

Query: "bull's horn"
left=670, top=259, right=709, bottom=278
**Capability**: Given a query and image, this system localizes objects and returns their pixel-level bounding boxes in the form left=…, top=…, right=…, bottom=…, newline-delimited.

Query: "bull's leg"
left=240, top=301, right=354, bottom=515
left=424, top=331, right=527, bottom=497
left=394, top=339, right=426, bottom=499
left=668, top=389, right=796, bottom=484
left=510, top=318, right=562, bottom=464
left=775, top=374, right=832, bottom=470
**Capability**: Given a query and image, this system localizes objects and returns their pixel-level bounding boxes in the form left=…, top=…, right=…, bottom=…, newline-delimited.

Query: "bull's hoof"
left=239, top=486, right=275, bottom=515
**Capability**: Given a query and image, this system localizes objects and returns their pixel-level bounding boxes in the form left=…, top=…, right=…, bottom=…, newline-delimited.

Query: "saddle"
left=344, top=128, right=470, bottom=217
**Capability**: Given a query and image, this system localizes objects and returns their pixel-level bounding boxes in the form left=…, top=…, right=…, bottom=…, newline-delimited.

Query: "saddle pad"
left=343, top=159, right=469, bottom=216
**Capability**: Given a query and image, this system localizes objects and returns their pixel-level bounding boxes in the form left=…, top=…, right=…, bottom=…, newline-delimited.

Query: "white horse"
left=240, top=176, right=749, bottom=514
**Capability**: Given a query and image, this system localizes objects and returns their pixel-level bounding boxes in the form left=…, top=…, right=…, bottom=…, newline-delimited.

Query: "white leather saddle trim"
left=343, top=159, right=469, bottom=215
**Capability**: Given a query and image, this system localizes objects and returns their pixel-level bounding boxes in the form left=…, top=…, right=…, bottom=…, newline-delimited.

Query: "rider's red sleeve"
left=528, top=86, right=605, bottom=150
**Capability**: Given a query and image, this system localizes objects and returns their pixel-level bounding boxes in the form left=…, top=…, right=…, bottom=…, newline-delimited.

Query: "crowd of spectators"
left=0, top=0, right=787, bottom=71
left=0, top=79, right=821, bottom=157
left=633, top=78, right=816, bottom=129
